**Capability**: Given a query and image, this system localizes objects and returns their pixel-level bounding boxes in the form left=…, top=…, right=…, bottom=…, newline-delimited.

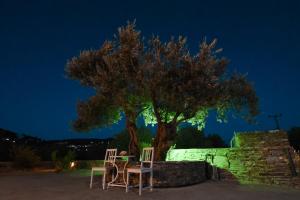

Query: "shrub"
left=10, top=145, right=41, bottom=169
left=175, top=126, right=227, bottom=148
left=288, top=127, right=300, bottom=151
left=51, top=150, right=76, bottom=172
left=175, top=127, right=205, bottom=149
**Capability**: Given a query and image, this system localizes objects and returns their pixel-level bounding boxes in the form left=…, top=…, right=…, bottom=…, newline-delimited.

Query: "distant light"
left=70, top=162, right=75, bottom=168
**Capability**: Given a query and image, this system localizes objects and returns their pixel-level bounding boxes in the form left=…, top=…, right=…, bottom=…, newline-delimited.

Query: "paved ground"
left=0, top=172, right=300, bottom=200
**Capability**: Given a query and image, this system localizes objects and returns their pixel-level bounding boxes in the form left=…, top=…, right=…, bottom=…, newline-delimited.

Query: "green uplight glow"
left=166, top=147, right=249, bottom=184
left=166, top=131, right=291, bottom=185
left=166, top=148, right=230, bottom=168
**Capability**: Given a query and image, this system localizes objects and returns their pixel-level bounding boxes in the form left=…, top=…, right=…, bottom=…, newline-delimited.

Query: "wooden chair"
left=126, top=147, right=154, bottom=196
left=90, top=149, right=117, bottom=190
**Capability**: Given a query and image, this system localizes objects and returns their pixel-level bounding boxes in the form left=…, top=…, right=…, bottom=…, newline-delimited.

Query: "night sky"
left=0, top=0, right=299, bottom=143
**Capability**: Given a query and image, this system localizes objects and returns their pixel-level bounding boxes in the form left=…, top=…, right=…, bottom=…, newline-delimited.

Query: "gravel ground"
left=0, top=172, right=299, bottom=200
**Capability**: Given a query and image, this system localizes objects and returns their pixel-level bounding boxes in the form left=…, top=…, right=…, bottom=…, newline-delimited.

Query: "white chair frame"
left=90, top=148, right=117, bottom=190
left=126, top=147, right=154, bottom=196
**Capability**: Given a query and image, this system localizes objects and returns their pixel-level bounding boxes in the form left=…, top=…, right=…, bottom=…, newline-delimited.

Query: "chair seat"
left=127, top=167, right=152, bottom=173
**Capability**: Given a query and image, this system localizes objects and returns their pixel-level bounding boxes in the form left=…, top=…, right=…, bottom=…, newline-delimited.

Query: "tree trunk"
left=153, top=122, right=177, bottom=161
left=125, top=118, right=140, bottom=160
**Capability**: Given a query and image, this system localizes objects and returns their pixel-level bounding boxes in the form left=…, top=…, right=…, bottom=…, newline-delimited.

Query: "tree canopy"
left=66, top=22, right=259, bottom=160
left=141, top=37, right=258, bottom=129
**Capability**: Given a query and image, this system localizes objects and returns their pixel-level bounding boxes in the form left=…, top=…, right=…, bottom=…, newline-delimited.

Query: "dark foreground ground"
left=0, top=171, right=300, bottom=200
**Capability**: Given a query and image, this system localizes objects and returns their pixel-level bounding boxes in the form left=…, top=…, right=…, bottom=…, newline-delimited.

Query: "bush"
left=175, top=127, right=205, bottom=149
left=205, top=134, right=227, bottom=148
left=288, top=127, right=300, bottom=151
left=10, top=145, right=41, bottom=169
left=175, top=126, right=227, bottom=148
left=51, top=150, right=76, bottom=172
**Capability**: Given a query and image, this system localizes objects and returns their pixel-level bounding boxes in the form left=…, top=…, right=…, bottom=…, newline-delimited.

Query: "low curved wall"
left=152, top=161, right=207, bottom=187
left=79, top=160, right=207, bottom=187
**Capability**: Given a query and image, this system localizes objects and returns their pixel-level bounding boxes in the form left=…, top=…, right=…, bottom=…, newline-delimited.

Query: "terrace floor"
left=0, top=171, right=299, bottom=200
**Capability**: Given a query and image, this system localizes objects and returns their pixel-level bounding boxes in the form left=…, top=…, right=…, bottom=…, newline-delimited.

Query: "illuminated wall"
left=166, top=130, right=300, bottom=187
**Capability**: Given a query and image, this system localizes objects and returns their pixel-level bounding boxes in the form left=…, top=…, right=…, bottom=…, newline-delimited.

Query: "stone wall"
left=79, top=160, right=207, bottom=187
left=152, top=161, right=207, bottom=187
left=167, top=130, right=300, bottom=188
left=114, top=161, right=207, bottom=187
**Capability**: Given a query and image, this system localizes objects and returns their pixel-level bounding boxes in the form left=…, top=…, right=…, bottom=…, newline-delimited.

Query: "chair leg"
left=126, top=172, right=130, bottom=193
left=90, top=170, right=94, bottom=189
left=150, top=171, right=153, bottom=191
left=102, top=172, right=106, bottom=190
left=139, top=173, right=142, bottom=196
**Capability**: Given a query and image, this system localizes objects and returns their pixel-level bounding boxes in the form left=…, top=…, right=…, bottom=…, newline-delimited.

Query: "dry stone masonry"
left=167, top=130, right=300, bottom=188
left=152, top=161, right=207, bottom=187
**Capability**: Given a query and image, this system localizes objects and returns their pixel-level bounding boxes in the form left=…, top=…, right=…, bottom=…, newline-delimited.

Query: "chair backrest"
left=140, top=147, right=154, bottom=168
left=104, top=149, right=117, bottom=165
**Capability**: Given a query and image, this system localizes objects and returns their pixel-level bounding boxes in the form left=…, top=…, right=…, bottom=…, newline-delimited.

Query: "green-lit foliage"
left=186, top=110, right=209, bottom=130
left=142, top=103, right=157, bottom=126
left=143, top=106, right=208, bottom=131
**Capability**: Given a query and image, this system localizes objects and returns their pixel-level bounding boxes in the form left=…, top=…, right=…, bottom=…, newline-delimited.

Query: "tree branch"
left=172, top=112, right=181, bottom=124
left=151, top=91, right=162, bottom=123
left=176, top=115, right=191, bottom=125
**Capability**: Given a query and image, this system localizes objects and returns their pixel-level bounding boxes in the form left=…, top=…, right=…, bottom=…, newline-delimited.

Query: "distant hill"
left=0, top=128, right=115, bottom=161
left=0, top=128, right=18, bottom=140
left=0, top=128, right=113, bottom=143
left=46, top=138, right=113, bottom=143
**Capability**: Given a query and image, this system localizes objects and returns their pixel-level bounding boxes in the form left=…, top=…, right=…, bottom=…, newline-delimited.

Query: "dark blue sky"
left=0, top=0, right=299, bottom=142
